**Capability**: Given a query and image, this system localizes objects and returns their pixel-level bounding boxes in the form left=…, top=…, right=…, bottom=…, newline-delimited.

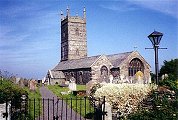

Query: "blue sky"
left=0, top=0, right=177, bottom=79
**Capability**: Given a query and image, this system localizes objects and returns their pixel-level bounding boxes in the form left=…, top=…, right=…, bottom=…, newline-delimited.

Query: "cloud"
left=99, top=0, right=178, bottom=19
left=100, top=1, right=138, bottom=12
left=0, top=1, right=53, bottom=18
left=127, top=0, right=178, bottom=19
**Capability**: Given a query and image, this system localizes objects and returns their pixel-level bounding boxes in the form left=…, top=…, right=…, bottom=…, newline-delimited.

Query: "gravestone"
left=68, top=77, right=76, bottom=91
left=109, top=75, right=113, bottom=83
left=29, top=80, right=36, bottom=91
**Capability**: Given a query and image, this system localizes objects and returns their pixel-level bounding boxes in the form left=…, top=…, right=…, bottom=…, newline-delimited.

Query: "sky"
left=0, top=0, right=177, bottom=79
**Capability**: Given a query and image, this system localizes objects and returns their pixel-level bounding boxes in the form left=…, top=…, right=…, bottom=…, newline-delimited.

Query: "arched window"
left=100, top=66, right=108, bottom=77
left=128, top=58, right=144, bottom=76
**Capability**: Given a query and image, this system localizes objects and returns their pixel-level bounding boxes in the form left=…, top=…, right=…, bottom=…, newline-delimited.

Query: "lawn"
left=24, top=87, right=42, bottom=119
left=47, top=85, right=95, bottom=118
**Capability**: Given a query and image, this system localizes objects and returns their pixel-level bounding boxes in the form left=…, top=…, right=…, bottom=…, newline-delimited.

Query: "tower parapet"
left=61, top=7, right=86, bottom=22
left=60, top=7, right=87, bottom=61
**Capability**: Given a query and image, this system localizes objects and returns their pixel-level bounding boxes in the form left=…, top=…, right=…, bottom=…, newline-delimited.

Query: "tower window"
left=62, top=47, right=65, bottom=58
left=76, top=49, right=79, bottom=55
left=63, top=32, right=65, bottom=37
left=75, top=28, right=79, bottom=36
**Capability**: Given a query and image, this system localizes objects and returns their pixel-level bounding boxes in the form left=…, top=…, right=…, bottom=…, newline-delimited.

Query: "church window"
left=128, top=58, right=144, bottom=76
left=100, top=66, right=108, bottom=77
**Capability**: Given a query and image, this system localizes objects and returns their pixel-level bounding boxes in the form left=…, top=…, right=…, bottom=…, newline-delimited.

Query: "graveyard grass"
left=47, top=85, right=94, bottom=118
left=24, top=87, right=42, bottom=119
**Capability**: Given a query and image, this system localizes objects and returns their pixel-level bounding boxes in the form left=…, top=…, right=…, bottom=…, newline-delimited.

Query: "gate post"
left=102, top=96, right=105, bottom=120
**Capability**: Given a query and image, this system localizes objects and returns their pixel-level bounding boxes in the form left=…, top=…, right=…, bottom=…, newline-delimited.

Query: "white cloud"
left=100, top=1, right=138, bottom=12
left=127, top=0, right=178, bottom=19
left=100, top=0, right=178, bottom=19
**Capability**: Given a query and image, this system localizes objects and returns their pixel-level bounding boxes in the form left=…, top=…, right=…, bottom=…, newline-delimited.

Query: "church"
left=45, top=7, right=151, bottom=85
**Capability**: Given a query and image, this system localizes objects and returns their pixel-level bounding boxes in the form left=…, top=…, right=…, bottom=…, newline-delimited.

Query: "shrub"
left=94, top=83, right=157, bottom=117
left=0, top=79, right=27, bottom=103
left=128, top=87, right=178, bottom=120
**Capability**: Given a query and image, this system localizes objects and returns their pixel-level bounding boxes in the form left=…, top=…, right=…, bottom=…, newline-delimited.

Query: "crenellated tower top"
left=60, top=7, right=87, bottom=61
left=60, top=7, right=86, bottom=21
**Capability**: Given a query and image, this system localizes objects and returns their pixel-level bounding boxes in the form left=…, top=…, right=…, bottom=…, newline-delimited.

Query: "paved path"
left=38, top=86, right=86, bottom=120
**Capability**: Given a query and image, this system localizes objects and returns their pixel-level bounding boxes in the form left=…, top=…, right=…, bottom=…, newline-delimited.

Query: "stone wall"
left=63, top=68, right=91, bottom=84
left=91, top=55, right=113, bottom=82
left=119, top=51, right=150, bottom=82
left=50, top=78, right=65, bottom=85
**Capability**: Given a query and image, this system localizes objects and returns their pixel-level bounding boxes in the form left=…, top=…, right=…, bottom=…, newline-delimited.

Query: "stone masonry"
left=46, top=7, right=151, bottom=85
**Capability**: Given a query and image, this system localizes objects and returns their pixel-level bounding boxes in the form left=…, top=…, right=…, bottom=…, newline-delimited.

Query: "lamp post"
left=147, top=30, right=166, bottom=85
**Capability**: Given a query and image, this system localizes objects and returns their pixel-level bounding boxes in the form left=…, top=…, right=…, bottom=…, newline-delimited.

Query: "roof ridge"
left=106, top=51, right=133, bottom=57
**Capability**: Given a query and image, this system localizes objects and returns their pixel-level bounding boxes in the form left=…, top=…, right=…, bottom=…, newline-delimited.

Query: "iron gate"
left=1, top=97, right=106, bottom=120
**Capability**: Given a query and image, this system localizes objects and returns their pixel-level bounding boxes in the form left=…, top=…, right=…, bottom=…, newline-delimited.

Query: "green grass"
left=47, top=85, right=94, bottom=119
left=76, top=85, right=86, bottom=90
left=24, top=87, right=42, bottom=120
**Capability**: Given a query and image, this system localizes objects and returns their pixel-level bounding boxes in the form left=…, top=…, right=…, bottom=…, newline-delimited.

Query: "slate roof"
left=53, top=51, right=133, bottom=71
left=53, top=55, right=101, bottom=70
left=107, top=51, right=132, bottom=68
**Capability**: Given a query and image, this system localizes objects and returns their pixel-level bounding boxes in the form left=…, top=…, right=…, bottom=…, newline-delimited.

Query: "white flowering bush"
left=94, top=83, right=157, bottom=116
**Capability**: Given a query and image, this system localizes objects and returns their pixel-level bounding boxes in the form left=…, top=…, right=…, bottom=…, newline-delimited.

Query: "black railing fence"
left=1, top=97, right=106, bottom=120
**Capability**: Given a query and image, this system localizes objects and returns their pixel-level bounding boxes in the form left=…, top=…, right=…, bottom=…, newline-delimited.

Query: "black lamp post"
left=147, top=31, right=166, bottom=85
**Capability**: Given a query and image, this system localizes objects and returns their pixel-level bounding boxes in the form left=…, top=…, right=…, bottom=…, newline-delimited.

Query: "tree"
left=160, top=59, right=178, bottom=79
left=0, top=78, right=27, bottom=103
left=159, top=59, right=178, bottom=90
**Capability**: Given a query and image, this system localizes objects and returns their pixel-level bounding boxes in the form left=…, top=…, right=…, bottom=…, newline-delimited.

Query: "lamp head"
left=148, top=31, right=163, bottom=46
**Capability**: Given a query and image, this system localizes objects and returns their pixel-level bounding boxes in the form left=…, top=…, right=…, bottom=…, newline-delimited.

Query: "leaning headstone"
left=29, top=80, right=36, bottom=91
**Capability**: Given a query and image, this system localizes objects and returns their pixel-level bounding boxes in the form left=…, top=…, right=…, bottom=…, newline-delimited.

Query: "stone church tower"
left=46, top=7, right=151, bottom=85
left=60, top=7, right=87, bottom=61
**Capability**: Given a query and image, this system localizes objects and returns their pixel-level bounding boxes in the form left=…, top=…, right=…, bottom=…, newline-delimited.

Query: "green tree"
left=0, top=78, right=27, bottom=103
left=159, top=59, right=178, bottom=91
left=160, top=59, right=178, bottom=79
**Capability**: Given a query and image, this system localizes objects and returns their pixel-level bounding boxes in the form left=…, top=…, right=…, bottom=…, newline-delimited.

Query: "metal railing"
left=1, top=97, right=106, bottom=120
